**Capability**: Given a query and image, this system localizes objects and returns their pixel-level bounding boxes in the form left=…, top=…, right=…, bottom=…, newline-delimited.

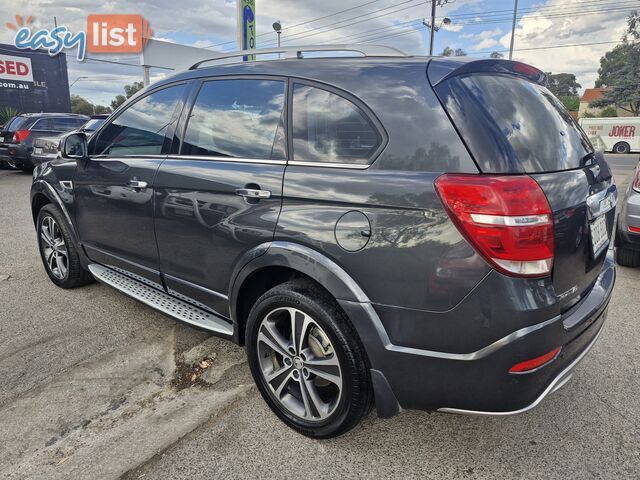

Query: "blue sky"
left=1, top=0, right=636, bottom=105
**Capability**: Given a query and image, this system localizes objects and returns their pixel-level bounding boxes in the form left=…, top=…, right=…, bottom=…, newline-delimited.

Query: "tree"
left=440, top=46, right=467, bottom=57
left=110, top=81, right=145, bottom=111
left=546, top=73, right=582, bottom=97
left=558, top=95, right=580, bottom=112
left=591, top=10, right=640, bottom=116
left=110, top=94, right=127, bottom=110
left=599, top=106, right=618, bottom=117
left=489, top=51, right=504, bottom=59
left=124, top=81, right=144, bottom=98
left=94, top=105, right=111, bottom=115
left=71, top=95, right=95, bottom=115
left=71, top=95, right=112, bottom=116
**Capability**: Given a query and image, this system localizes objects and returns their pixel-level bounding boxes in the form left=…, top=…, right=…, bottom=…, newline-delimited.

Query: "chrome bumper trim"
left=437, top=322, right=605, bottom=417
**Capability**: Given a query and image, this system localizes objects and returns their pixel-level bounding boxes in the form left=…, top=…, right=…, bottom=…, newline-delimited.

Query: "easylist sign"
left=0, top=53, right=34, bottom=83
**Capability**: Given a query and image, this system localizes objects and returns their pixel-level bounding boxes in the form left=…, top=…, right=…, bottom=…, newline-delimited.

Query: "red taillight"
left=629, top=226, right=640, bottom=234
left=509, top=346, right=561, bottom=374
left=12, top=130, right=30, bottom=143
left=633, top=168, right=640, bottom=193
left=434, top=174, right=554, bottom=277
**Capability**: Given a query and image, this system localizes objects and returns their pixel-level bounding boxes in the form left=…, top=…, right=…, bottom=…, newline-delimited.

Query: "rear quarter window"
left=436, top=74, right=593, bottom=173
left=292, top=84, right=382, bottom=166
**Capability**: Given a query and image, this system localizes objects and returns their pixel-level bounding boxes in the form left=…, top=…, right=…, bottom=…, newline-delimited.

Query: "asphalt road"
left=0, top=154, right=639, bottom=479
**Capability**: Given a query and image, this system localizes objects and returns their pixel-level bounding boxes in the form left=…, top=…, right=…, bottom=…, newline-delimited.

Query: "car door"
left=74, top=82, right=188, bottom=288
left=154, top=77, right=287, bottom=317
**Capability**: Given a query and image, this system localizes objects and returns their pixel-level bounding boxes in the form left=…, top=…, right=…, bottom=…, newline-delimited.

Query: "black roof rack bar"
left=189, top=44, right=408, bottom=70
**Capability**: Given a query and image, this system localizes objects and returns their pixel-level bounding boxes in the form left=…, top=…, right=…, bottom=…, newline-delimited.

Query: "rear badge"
left=557, top=285, right=578, bottom=300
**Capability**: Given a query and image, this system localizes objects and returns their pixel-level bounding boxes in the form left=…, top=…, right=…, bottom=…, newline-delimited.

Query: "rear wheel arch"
left=31, top=192, right=52, bottom=223
left=231, top=242, right=370, bottom=345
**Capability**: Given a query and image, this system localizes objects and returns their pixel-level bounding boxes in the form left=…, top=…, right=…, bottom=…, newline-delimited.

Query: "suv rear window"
left=5, top=116, right=27, bottom=131
left=438, top=74, right=593, bottom=173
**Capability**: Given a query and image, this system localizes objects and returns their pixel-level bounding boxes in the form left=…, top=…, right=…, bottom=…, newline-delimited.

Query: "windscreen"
left=438, top=74, right=594, bottom=173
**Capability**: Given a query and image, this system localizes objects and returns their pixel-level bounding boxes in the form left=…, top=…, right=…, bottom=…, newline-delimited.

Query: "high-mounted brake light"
left=12, top=130, right=30, bottom=143
left=434, top=174, right=555, bottom=277
left=509, top=346, right=561, bottom=374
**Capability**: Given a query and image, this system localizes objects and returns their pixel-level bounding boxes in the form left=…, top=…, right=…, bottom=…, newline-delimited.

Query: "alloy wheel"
left=256, top=307, right=343, bottom=422
left=40, top=216, right=68, bottom=280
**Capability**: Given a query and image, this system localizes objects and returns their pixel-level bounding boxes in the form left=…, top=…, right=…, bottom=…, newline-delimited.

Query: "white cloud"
left=442, top=23, right=464, bottom=33
left=497, top=0, right=631, bottom=90
left=476, top=37, right=499, bottom=50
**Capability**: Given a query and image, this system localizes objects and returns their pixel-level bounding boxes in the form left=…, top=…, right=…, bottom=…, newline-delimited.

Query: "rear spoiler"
left=427, top=58, right=547, bottom=87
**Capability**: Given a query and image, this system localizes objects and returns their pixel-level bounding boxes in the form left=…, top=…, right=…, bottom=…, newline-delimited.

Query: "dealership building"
left=0, top=43, right=71, bottom=113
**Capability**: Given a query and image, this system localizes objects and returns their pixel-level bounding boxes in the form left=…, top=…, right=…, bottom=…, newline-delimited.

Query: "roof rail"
left=189, top=44, right=408, bottom=70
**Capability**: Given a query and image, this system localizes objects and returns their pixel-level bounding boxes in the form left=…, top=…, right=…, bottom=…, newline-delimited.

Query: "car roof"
left=153, top=56, right=434, bottom=88
left=148, top=55, right=542, bottom=93
left=18, top=113, right=89, bottom=118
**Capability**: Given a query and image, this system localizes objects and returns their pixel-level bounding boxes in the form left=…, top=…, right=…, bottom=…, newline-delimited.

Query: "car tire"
left=246, top=280, right=372, bottom=438
left=616, top=244, right=640, bottom=267
left=37, top=204, right=94, bottom=288
left=613, top=142, right=631, bottom=154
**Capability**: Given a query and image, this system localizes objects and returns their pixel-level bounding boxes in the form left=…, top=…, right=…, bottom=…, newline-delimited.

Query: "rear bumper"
left=342, top=256, right=615, bottom=416
left=437, top=317, right=605, bottom=416
left=0, top=144, right=30, bottom=168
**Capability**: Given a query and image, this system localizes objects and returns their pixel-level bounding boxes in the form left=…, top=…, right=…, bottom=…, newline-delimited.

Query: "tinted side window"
left=52, top=117, right=85, bottom=130
left=181, top=79, right=286, bottom=159
left=31, top=118, right=53, bottom=130
left=94, top=84, right=185, bottom=156
left=292, top=84, right=381, bottom=165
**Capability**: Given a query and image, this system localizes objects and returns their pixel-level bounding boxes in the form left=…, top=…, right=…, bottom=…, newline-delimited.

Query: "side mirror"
left=61, top=132, right=88, bottom=159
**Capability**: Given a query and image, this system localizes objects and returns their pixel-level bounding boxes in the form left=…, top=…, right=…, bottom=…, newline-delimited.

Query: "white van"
left=578, top=117, right=640, bottom=154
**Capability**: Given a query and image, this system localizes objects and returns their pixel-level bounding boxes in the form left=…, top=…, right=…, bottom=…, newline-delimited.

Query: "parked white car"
left=579, top=117, right=640, bottom=154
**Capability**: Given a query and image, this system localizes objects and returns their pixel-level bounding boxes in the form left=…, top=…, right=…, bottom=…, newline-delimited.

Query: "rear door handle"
left=235, top=188, right=271, bottom=199
left=127, top=180, right=148, bottom=189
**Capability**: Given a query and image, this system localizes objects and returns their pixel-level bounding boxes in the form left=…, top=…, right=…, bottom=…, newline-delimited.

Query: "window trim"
left=287, top=78, right=388, bottom=170
left=89, top=81, right=189, bottom=159
left=176, top=74, right=290, bottom=163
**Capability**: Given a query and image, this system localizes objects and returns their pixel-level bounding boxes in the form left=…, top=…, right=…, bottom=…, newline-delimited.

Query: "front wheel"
left=246, top=281, right=372, bottom=438
left=37, top=204, right=93, bottom=288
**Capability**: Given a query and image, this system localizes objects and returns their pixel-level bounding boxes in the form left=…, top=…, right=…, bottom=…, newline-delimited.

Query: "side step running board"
left=88, top=264, right=234, bottom=336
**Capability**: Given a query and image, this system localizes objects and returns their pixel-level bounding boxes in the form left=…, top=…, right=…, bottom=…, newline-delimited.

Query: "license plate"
left=33, top=147, right=43, bottom=154
left=590, top=215, right=609, bottom=257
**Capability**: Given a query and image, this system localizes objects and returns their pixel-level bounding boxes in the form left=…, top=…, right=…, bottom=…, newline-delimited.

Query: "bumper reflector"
left=509, top=346, right=561, bottom=374
left=629, top=226, right=640, bottom=234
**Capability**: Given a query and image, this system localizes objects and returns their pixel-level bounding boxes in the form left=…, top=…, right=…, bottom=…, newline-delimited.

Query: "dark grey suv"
left=30, top=46, right=616, bottom=438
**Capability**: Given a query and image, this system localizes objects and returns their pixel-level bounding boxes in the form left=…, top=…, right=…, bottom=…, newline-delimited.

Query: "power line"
left=326, top=1, right=639, bottom=45
left=202, top=0, right=399, bottom=49
left=261, top=0, right=638, bottom=48
left=474, top=40, right=623, bottom=55
left=257, top=0, right=427, bottom=48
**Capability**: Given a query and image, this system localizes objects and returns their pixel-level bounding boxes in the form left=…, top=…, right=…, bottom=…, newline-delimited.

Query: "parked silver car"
left=616, top=157, right=640, bottom=267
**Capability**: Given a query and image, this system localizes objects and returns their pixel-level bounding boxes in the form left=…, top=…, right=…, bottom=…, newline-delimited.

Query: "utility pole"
left=509, top=0, right=519, bottom=60
left=427, top=0, right=453, bottom=56
left=428, top=0, right=437, bottom=56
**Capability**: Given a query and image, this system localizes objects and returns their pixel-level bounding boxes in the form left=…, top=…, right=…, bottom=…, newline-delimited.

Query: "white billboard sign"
left=0, top=54, right=33, bottom=82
